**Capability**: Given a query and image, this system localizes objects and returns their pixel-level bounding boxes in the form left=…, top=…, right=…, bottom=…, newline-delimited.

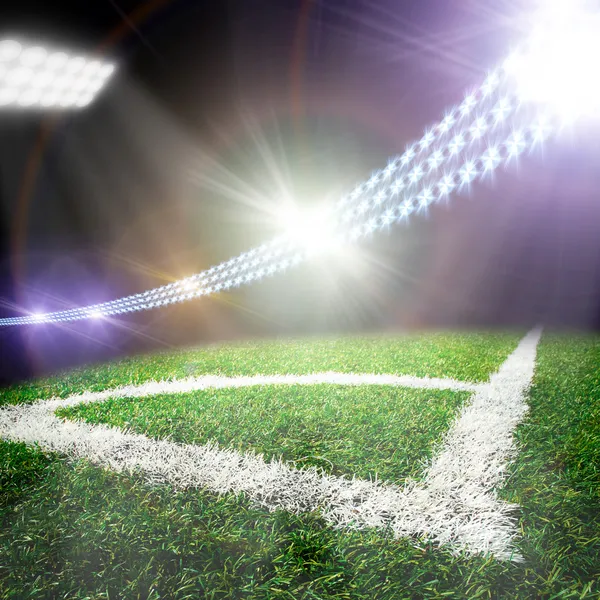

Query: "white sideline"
left=0, top=329, right=541, bottom=561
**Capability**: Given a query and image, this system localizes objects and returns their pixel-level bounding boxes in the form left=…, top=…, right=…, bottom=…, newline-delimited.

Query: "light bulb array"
left=0, top=62, right=559, bottom=326
left=0, top=39, right=115, bottom=110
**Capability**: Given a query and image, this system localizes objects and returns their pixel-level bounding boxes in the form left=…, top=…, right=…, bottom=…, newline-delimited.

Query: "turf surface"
left=0, top=331, right=520, bottom=407
left=1, top=331, right=599, bottom=599
left=57, top=384, right=469, bottom=483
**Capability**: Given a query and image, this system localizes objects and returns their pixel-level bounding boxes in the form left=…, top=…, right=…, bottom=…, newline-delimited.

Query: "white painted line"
left=411, top=327, right=543, bottom=560
left=40, top=372, right=482, bottom=411
left=0, top=330, right=540, bottom=561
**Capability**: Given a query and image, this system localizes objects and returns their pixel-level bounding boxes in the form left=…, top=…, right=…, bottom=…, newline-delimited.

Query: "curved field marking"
left=43, top=372, right=482, bottom=411
left=0, top=329, right=541, bottom=561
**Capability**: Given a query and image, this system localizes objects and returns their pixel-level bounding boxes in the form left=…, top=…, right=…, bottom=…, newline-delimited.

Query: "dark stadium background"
left=1, top=0, right=600, bottom=385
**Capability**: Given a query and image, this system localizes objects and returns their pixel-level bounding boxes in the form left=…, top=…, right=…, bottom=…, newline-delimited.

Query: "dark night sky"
left=1, top=0, right=600, bottom=384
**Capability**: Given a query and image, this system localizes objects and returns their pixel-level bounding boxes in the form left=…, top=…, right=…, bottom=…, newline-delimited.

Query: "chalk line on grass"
left=0, top=329, right=541, bottom=561
left=40, top=372, right=482, bottom=411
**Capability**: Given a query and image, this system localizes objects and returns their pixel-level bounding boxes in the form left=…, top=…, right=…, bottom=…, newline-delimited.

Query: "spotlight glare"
left=278, top=205, right=339, bottom=255
left=510, top=1, right=600, bottom=120
left=0, top=15, right=578, bottom=326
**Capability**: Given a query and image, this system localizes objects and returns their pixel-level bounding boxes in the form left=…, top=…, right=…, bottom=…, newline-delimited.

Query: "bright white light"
left=366, top=173, right=380, bottom=189
left=40, top=92, right=60, bottom=107
left=482, top=146, right=501, bottom=172
left=278, top=205, right=339, bottom=255
left=19, top=89, right=40, bottom=106
left=99, top=63, right=115, bottom=78
left=420, top=129, right=435, bottom=150
left=401, top=145, right=416, bottom=165
left=66, top=57, right=86, bottom=73
left=460, top=160, right=477, bottom=185
left=460, top=94, right=477, bottom=117
left=47, top=52, right=68, bottom=69
left=399, top=201, right=413, bottom=219
left=0, top=39, right=116, bottom=111
left=0, top=40, right=21, bottom=61
left=509, top=0, right=600, bottom=120
left=506, top=130, right=526, bottom=157
left=53, top=73, right=76, bottom=89
left=438, top=113, right=455, bottom=133
left=449, top=133, right=465, bottom=156
left=0, top=87, right=18, bottom=105
left=30, top=71, right=55, bottom=88
left=20, top=46, right=47, bottom=67
left=481, top=71, right=500, bottom=97
left=83, top=60, right=101, bottom=77
left=181, top=279, right=199, bottom=292
left=391, top=178, right=405, bottom=195
left=470, top=117, right=487, bottom=140
left=59, top=93, right=77, bottom=107
left=492, top=98, right=511, bottom=125
left=438, top=174, right=455, bottom=196
left=6, top=67, right=34, bottom=86
left=428, top=150, right=444, bottom=171
left=419, top=187, right=434, bottom=209
left=373, top=190, right=386, bottom=206
left=382, top=209, right=395, bottom=225
left=408, top=164, right=424, bottom=184
left=531, top=116, right=553, bottom=144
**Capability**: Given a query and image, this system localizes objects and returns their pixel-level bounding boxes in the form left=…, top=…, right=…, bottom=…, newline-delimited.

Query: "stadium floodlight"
left=0, top=38, right=116, bottom=110
left=506, top=0, right=600, bottom=120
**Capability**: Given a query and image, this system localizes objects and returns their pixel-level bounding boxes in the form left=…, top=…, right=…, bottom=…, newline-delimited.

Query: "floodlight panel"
left=0, top=38, right=116, bottom=110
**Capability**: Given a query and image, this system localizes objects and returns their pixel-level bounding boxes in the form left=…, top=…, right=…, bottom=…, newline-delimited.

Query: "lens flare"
left=277, top=205, right=340, bottom=256
left=507, top=0, right=600, bottom=120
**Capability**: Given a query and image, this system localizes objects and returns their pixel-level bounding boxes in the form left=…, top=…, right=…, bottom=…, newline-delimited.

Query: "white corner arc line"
left=0, top=330, right=541, bottom=561
left=40, top=372, right=482, bottom=411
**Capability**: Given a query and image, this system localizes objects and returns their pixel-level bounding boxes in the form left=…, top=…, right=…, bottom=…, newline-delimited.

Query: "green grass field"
left=1, top=331, right=599, bottom=599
